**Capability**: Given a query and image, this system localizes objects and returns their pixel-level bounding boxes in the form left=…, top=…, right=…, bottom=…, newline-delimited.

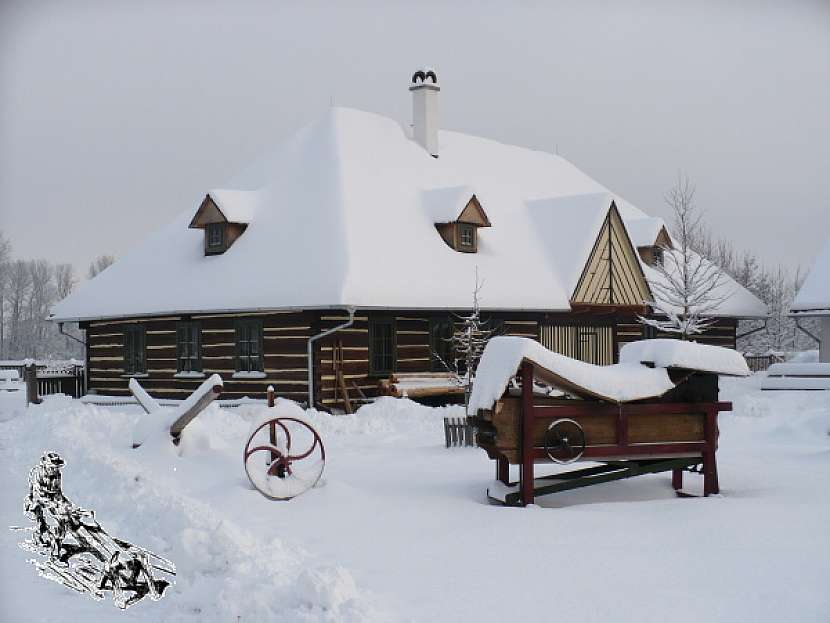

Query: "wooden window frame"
left=429, top=317, right=454, bottom=372
left=458, top=223, right=476, bottom=252
left=234, top=319, right=264, bottom=373
left=176, top=321, right=202, bottom=373
left=123, top=325, right=146, bottom=376
left=369, top=317, right=396, bottom=377
left=206, top=222, right=226, bottom=254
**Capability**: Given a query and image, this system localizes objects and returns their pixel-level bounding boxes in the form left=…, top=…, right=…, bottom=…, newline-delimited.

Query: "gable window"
left=176, top=321, right=202, bottom=374
left=429, top=318, right=454, bottom=372
left=207, top=223, right=225, bottom=252
left=369, top=317, right=395, bottom=376
left=123, top=325, right=146, bottom=376
left=235, top=319, right=264, bottom=373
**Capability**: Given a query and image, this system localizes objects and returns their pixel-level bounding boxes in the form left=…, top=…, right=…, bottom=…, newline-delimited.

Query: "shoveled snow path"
left=2, top=379, right=829, bottom=622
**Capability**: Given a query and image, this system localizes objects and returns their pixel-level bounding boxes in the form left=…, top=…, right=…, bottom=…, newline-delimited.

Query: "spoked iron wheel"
left=544, top=418, right=586, bottom=464
left=243, top=417, right=326, bottom=500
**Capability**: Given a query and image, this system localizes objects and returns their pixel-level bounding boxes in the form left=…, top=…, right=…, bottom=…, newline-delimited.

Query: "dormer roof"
left=422, top=186, right=491, bottom=226
left=188, top=190, right=259, bottom=228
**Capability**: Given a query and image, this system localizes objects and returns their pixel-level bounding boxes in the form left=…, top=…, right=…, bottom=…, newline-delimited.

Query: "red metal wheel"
left=243, top=417, right=325, bottom=500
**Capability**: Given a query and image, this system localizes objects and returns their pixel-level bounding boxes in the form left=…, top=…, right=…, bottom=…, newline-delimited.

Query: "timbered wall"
left=616, top=315, right=738, bottom=355
left=85, top=311, right=314, bottom=400
left=314, top=311, right=540, bottom=407
left=83, top=307, right=739, bottom=406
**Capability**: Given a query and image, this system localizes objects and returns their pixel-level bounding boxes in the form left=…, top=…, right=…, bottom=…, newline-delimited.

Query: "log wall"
left=85, top=311, right=315, bottom=400
left=83, top=308, right=739, bottom=405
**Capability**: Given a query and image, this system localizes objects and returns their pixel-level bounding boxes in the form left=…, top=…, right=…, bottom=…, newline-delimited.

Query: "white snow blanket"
left=468, top=337, right=674, bottom=414
left=619, top=339, right=750, bottom=377
left=2, top=382, right=830, bottom=621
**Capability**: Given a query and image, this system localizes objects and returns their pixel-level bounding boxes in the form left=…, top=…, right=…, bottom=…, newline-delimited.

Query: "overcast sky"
left=2, top=1, right=829, bottom=278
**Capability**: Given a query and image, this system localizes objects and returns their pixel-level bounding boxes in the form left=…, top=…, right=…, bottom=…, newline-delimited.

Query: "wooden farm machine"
left=467, top=337, right=749, bottom=507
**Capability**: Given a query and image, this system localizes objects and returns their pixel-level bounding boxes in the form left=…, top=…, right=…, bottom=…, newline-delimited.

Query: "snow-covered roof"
left=51, top=106, right=767, bottom=322
left=625, top=216, right=667, bottom=248
left=421, top=186, right=480, bottom=224
left=207, top=189, right=260, bottom=223
left=791, top=237, right=830, bottom=315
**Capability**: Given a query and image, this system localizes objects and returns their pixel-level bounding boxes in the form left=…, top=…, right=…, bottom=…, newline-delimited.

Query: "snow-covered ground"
left=1, top=377, right=829, bottom=622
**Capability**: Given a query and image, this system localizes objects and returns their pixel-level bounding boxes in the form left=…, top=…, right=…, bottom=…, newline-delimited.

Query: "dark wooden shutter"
left=234, top=322, right=244, bottom=372
left=193, top=324, right=202, bottom=371
left=176, top=325, right=186, bottom=372
left=137, top=326, right=146, bottom=373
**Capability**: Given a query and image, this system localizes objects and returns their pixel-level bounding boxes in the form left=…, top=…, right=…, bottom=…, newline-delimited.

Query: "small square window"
left=652, top=247, right=664, bottom=266
left=459, top=224, right=475, bottom=248
left=207, top=223, right=225, bottom=249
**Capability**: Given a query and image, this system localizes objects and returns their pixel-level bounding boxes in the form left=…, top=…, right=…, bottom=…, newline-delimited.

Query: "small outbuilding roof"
left=791, top=237, right=830, bottom=315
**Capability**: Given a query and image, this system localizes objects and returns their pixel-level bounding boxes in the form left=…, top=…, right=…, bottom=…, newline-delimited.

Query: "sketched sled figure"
left=12, top=452, right=176, bottom=609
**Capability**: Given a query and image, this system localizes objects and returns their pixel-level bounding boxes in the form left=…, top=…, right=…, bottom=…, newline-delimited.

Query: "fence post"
left=24, top=363, right=42, bottom=406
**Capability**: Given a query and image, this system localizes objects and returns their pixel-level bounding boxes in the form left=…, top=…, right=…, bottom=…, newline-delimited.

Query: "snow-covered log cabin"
left=50, top=70, right=766, bottom=407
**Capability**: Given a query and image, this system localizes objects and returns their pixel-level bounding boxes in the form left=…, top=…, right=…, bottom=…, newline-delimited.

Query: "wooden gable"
left=654, top=226, right=672, bottom=249
left=571, top=203, right=652, bottom=309
left=456, top=195, right=491, bottom=227
left=188, top=195, right=227, bottom=229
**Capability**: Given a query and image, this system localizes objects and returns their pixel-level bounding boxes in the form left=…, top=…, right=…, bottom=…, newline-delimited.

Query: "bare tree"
left=54, top=264, right=76, bottom=300
left=640, top=176, right=730, bottom=340
left=88, top=255, right=115, bottom=279
left=432, top=269, right=497, bottom=408
left=0, top=231, right=11, bottom=358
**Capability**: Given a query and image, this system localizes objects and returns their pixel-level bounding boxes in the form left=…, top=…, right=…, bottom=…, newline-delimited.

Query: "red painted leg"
left=520, top=362, right=535, bottom=507
left=496, top=456, right=509, bottom=485
left=672, top=468, right=683, bottom=491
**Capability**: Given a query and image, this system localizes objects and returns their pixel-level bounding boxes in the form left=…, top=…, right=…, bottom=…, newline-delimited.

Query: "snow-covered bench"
left=760, top=363, right=830, bottom=391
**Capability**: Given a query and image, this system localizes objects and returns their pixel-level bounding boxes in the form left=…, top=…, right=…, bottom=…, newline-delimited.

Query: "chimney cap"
left=411, top=68, right=438, bottom=85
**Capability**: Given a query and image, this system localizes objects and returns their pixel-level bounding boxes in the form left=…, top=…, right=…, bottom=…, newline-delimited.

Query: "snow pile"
left=619, top=339, right=751, bottom=376
left=0, top=399, right=385, bottom=622
left=2, top=381, right=830, bottom=621
left=468, top=336, right=674, bottom=413
left=131, top=374, right=223, bottom=447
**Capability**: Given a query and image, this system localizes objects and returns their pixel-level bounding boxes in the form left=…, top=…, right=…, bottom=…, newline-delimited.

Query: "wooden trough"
left=470, top=361, right=732, bottom=507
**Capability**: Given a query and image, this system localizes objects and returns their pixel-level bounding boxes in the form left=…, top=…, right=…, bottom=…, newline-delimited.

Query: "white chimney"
left=409, top=68, right=440, bottom=157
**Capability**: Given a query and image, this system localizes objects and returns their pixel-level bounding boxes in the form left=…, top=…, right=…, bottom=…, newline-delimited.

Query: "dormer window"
left=188, top=191, right=254, bottom=256
left=459, top=223, right=475, bottom=250
left=207, top=223, right=226, bottom=252
left=427, top=189, right=491, bottom=254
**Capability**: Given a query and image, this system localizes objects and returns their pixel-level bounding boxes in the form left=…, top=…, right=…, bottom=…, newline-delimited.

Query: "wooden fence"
left=444, top=417, right=475, bottom=448
left=0, top=361, right=86, bottom=399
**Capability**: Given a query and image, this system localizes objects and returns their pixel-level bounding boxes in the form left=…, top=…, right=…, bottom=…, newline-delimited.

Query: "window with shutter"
left=235, top=319, right=264, bottom=373
left=369, top=318, right=395, bottom=376
left=123, top=325, right=146, bottom=375
left=176, top=322, right=202, bottom=373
